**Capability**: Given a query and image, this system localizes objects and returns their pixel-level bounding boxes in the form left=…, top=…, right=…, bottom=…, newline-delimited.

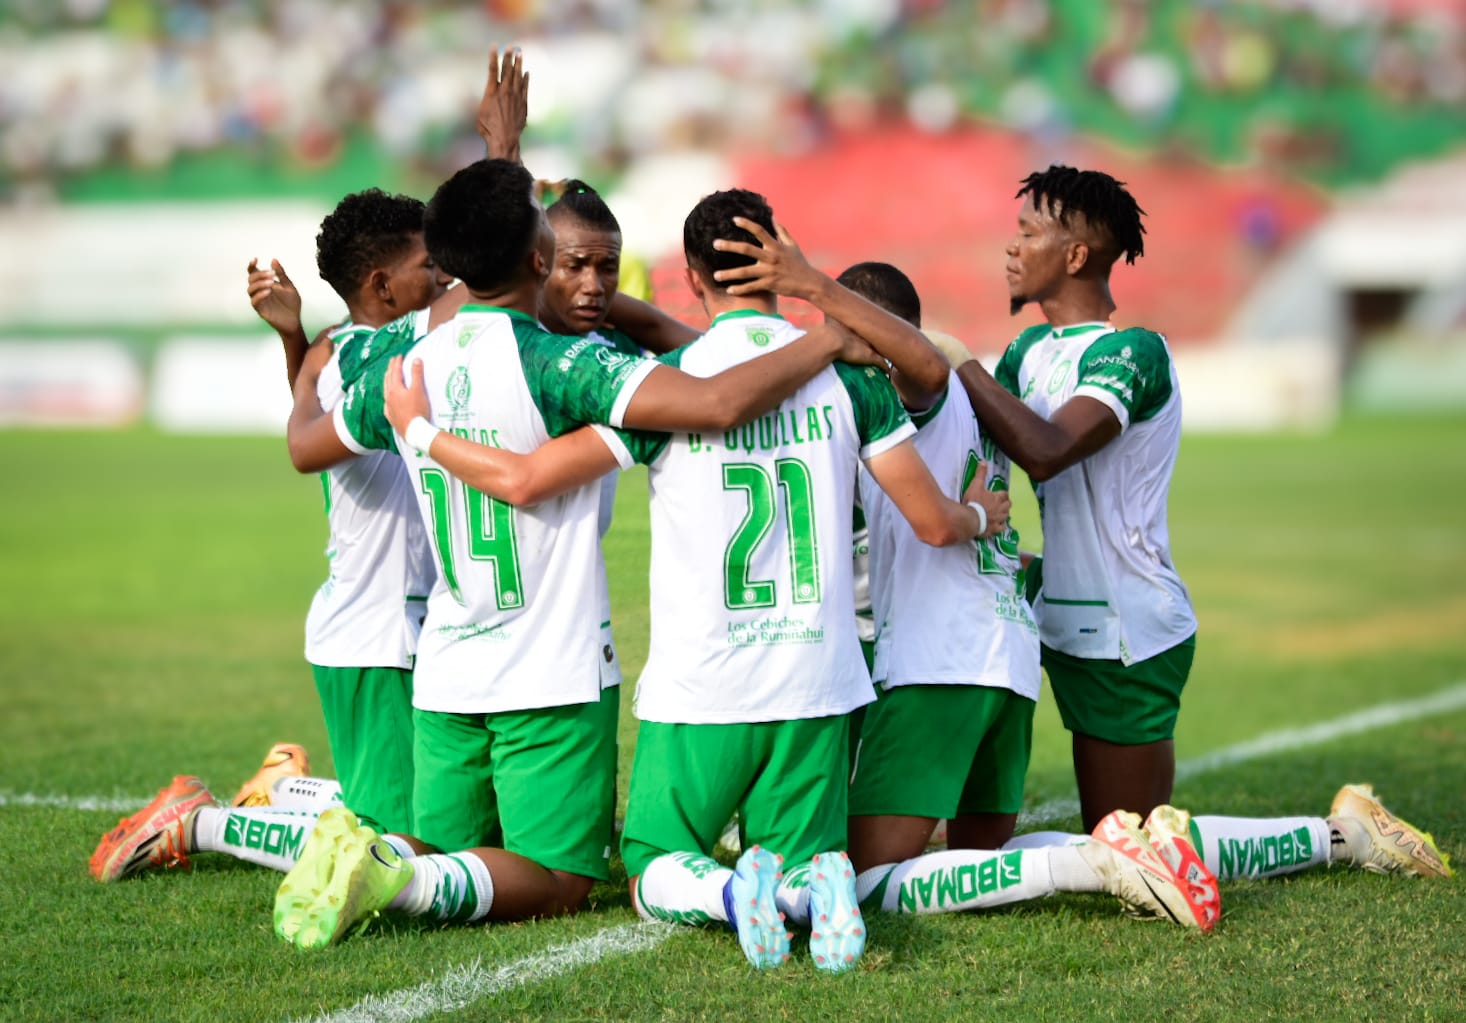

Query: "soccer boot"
left=232, top=742, right=310, bottom=807
left=1329, top=784, right=1452, bottom=878
left=806, top=851, right=865, bottom=973
left=1084, top=809, right=1219, bottom=932
left=277, top=810, right=411, bottom=949
left=1142, top=805, right=1222, bottom=932
left=90, top=775, right=217, bottom=882
left=722, top=846, right=792, bottom=970
left=272, top=807, right=362, bottom=943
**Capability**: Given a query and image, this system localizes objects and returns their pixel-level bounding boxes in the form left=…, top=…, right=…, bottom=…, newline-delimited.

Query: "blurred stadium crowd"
left=1, top=0, right=1463, bottom=204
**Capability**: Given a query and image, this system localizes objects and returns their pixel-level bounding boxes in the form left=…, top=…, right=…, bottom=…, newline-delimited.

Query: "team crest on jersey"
left=593, top=346, right=629, bottom=371
left=747, top=327, right=772, bottom=347
left=1047, top=359, right=1072, bottom=395
left=446, top=366, right=471, bottom=412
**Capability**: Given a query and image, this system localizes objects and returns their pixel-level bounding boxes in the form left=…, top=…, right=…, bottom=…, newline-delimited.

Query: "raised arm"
left=247, top=258, right=322, bottom=388
left=286, top=340, right=356, bottom=473
left=476, top=47, right=529, bottom=163
left=711, top=218, right=948, bottom=410
left=955, top=360, right=1119, bottom=482
left=606, top=292, right=701, bottom=355
left=385, top=355, right=620, bottom=504
left=619, top=321, right=878, bottom=433
left=862, top=443, right=1011, bottom=547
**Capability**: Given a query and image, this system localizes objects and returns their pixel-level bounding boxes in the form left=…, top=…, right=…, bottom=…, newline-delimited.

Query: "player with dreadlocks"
left=952, top=165, right=1196, bottom=835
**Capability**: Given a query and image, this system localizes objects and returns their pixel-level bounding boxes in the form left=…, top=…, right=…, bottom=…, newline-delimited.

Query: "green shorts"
left=621, top=714, right=849, bottom=879
left=849, top=684, right=1034, bottom=818
left=411, top=686, right=619, bottom=880
left=1043, top=634, right=1196, bottom=745
left=310, top=664, right=415, bottom=834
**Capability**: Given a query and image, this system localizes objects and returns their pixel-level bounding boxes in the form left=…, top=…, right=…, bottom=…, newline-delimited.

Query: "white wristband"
left=404, top=416, right=440, bottom=455
left=966, top=500, right=988, bottom=537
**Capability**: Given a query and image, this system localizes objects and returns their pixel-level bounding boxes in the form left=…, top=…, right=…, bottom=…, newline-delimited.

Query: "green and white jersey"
left=592, top=310, right=915, bottom=725
left=588, top=326, right=642, bottom=691
left=335, top=307, right=430, bottom=389
left=996, top=322, right=1195, bottom=664
left=332, top=304, right=658, bottom=714
left=305, top=320, right=435, bottom=669
left=859, top=373, right=1040, bottom=697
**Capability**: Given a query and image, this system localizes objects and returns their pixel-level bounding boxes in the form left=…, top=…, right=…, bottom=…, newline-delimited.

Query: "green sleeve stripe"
left=1043, top=597, right=1110, bottom=607
left=908, top=385, right=949, bottom=429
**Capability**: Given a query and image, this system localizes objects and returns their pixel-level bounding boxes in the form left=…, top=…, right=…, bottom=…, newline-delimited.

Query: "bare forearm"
left=955, top=361, right=1072, bottom=480
left=427, top=432, right=537, bottom=504
left=803, top=276, right=947, bottom=406
left=621, top=330, right=840, bottom=432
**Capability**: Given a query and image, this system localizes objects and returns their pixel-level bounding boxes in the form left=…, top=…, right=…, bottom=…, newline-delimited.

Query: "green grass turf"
left=1, top=415, right=1463, bottom=1022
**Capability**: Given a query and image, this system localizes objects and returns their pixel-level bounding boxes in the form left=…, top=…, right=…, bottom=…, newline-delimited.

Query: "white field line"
left=15, top=681, right=1466, bottom=818
left=1016, top=680, right=1466, bottom=828
left=4, top=682, right=1463, bottom=1022
left=294, top=923, right=676, bottom=1023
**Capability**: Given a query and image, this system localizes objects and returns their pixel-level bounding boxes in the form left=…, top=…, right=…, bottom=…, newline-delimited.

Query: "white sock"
left=1191, top=815, right=1331, bottom=881
left=634, top=852, right=732, bottom=926
left=1002, top=830, right=1086, bottom=850
left=267, top=776, right=344, bottom=812
left=775, top=860, right=812, bottom=925
left=191, top=806, right=320, bottom=872
left=854, top=848, right=1056, bottom=914
left=387, top=851, right=493, bottom=922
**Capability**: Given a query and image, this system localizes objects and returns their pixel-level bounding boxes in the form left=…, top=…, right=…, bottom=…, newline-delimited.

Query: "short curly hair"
left=315, top=188, right=426, bottom=300
left=424, top=159, right=540, bottom=293
left=683, top=188, right=775, bottom=290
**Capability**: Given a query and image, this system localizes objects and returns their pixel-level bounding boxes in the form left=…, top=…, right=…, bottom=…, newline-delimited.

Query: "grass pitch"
left=1, top=415, right=1463, bottom=1022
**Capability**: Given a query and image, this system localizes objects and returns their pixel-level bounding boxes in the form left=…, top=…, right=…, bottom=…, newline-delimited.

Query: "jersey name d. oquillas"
left=596, top=310, right=914, bottom=725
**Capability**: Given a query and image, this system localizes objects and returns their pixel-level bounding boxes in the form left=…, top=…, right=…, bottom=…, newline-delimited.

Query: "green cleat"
left=273, top=807, right=362, bottom=943
left=288, top=816, right=412, bottom=950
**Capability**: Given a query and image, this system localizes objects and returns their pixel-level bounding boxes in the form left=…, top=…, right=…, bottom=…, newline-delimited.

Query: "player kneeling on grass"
left=709, top=242, right=1220, bottom=930
left=376, top=188, right=1012, bottom=970
left=265, top=158, right=912, bottom=950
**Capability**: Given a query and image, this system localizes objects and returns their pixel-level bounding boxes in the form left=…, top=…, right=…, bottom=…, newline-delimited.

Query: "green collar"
left=1050, top=321, right=1114, bottom=339
left=460, top=303, right=539, bottom=325
left=711, top=308, right=786, bottom=326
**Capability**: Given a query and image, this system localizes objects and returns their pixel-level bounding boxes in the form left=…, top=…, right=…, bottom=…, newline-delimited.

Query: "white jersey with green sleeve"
left=858, top=373, right=1040, bottom=697
left=995, top=322, right=1196, bottom=664
left=332, top=304, right=658, bottom=714
left=591, top=310, right=915, bottom=725
left=587, top=327, right=643, bottom=691
left=304, top=320, right=435, bottom=669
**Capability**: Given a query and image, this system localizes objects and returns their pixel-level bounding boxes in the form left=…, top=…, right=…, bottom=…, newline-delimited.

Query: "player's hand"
left=477, top=46, right=528, bottom=162
left=711, top=218, right=824, bottom=301
left=961, top=461, right=1011, bottom=539
left=247, top=258, right=303, bottom=335
left=384, top=355, right=431, bottom=434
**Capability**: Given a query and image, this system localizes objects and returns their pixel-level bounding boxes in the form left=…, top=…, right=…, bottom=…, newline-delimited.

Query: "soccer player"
left=267, top=161, right=898, bottom=949
left=947, top=165, right=1196, bottom=832
left=90, top=189, right=448, bottom=882
left=373, top=189, right=1013, bottom=970
left=708, top=242, right=1218, bottom=930
left=950, top=165, right=1450, bottom=882
left=89, top=48, right=532, bottom=882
